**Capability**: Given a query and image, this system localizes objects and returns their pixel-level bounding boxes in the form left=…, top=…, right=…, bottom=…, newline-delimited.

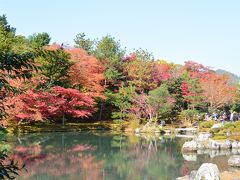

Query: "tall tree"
left=74, top=32, right=94, bottom=54
left=0, top=15, right=38, bottom=118
left=201, top=73, right=237, bottom=111
left=29, top=32, right=51, bottom=48
left=37, top=44, right=71, bottom=87
left=67, top=48, right=105, bottom=99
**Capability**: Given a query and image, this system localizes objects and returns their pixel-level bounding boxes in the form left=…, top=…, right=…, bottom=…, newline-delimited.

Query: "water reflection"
left=4, top=132, right=235, bottom=180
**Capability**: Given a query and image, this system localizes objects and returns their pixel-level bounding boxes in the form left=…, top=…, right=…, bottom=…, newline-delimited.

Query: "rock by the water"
left=177, top=164, right=219, bottom=180
left=232, top=141, right=240, bottom=149
left=228, top=155, right=240, bottom=167
left=207, top=140, right=220, bottom=150
left=196, top=132, right=212, bottom=141
left=195, top=163, right=220, bottom=180
left=211, top=123, right=223, bottom=129
left=182, top=154, right=197, bottom=161
left=182, top=140, right=197, bottom=152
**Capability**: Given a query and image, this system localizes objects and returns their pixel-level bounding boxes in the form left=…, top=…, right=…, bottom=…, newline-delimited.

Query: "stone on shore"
left=195, top=163, right=220, bottom=180
left=228, top=155, right=240, bottom=167
left=196, top=132, right=212, bottom=141
left=182, top=140, right=197, bottom=152
left=176, top=163, right=219, bottom=180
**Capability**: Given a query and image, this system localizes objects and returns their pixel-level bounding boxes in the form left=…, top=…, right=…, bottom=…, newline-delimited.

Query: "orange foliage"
left=67, top=48, right=105, bottom=99
left=44, top=44, right=106, bottom=99
left=201, top=73, right=237, bottom=110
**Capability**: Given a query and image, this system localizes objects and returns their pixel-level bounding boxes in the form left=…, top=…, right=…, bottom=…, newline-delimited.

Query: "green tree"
left=181, top=72, right=205, bottom=111
left=94, top=35, right=125, bottom=82
left=148, top=84, right=175, bottom=120
left=36, top=49, right=71, bottom=87
left=74, top=32, right=94, bottom=54
left=29, top=32, right=51, bottom=48
left=106, top=85, right=135, bottom=122
left=0, top=14, right=38, bottom=92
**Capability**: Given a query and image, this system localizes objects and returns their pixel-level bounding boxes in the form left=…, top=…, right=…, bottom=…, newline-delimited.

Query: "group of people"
left=204, top=111, right=239, bottom=124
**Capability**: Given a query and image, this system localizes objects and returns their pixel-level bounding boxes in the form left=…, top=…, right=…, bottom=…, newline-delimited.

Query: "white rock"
left=211, top=123, right=223, bottom=129
left=231, top=141, right=240, bottom=149
left=195, top=163, right=220, bottom=180
left=196, top=133, right=212, bottom=141
left=217, top=140, right=231, bottom=149
left=182, top=154, right=197, bottom=161
left=182, top=140, right=197, bottom=152
left=228, top=155, right=240, bottom=167
left=208, top=140, right=220, bottom=150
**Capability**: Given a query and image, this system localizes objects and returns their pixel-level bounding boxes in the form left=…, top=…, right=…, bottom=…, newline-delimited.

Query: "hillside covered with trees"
left=0, top=14, right=239, bottom=131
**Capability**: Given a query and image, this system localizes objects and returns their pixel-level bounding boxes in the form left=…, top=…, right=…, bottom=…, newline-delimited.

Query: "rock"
left=211, top=123, right=223, bottom=129
left=228, top=155, right=240, bottom=167
left=231, top=141, right=240, bottom=149
left=196, top=142, right=205, bottom=149
left=207, top=140, right=220, bottom=150
left=189, top=170, right=197, bottom=179
left=182, top=153, right=197, bottom=161
left=216, top=140, right=232, bottom=150
left=196, top=133, right=212, bottom=141
left=195, top=163, right=220, bottom=180
left=182, top=140, right=197, bottom=152
left=135, top=128, right=140, bottom=134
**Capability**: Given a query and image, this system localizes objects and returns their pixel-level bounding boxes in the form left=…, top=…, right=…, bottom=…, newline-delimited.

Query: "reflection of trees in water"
left=0, top=149, right=23, bottom=179
left=9, top=143, right=104, bottom=180
left=6, top=132, right=229, bottom=180
left=105, top=135, right=185, bottom=180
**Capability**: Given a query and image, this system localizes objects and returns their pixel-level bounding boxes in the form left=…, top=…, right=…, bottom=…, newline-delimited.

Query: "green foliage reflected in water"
left=3, top=132, right=233, bottom=180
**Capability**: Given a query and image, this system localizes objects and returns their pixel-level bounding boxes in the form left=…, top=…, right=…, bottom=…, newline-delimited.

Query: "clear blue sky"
left=1, top=0, right=240, bottom=75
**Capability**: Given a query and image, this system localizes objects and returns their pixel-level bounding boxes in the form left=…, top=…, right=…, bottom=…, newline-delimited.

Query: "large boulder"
left=182, top=140, right=197, bottom=152
left=195, top=163, right=220, bottom=180
left=228, top=155, right=240, bottom=167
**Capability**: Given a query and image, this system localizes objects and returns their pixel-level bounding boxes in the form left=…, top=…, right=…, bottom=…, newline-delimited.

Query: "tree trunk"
left=62, top=113, right=65, bottom=127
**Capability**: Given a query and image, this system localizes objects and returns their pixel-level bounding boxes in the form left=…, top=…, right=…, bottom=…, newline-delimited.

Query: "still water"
left=4, top=132, right=235, bottom=180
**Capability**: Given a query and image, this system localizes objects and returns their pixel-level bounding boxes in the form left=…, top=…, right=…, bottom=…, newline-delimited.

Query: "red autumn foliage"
left=181, top=61, right=210, bottom=79
left=45, top=43, right=61, bottom=51
left=45, top=44, right=106, bottom=99
left=122, top=53, right=137, bottom=62
left=151, top=63, right=172, bottom=85
left=4, top=86, right=96, bottom=123
left=67, top=48, right=105, bottom=99
left=181, top=81, right=192, bottom=102
left=10, top=144, right=104, bottom=179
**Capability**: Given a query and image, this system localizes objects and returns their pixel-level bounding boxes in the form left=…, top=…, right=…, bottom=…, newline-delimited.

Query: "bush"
left=199, top=120, right=215, bottom=128
left=178, top=110, right=201, bottom=123
left=224, top=122, right=236, bottom=129
left=235, top=121, right=240, bottom=128
left=126, top=119, right=140, bottom=131
left=212, top=135, right=227, bottom=140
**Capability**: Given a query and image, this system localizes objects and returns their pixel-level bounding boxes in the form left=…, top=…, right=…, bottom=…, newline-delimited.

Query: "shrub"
left=199, top=120, right=215, bottom=128
left=224, top=122, right=236, bottom=129
left=178, top=110, right=201, bottom=123
left=235, top=121, right=240, bottom=128
left=212, top=135, right=227, bottom=140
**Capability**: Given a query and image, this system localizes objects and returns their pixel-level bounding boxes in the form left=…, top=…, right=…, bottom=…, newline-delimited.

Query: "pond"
left=3, top=131, right=237, bottom=180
